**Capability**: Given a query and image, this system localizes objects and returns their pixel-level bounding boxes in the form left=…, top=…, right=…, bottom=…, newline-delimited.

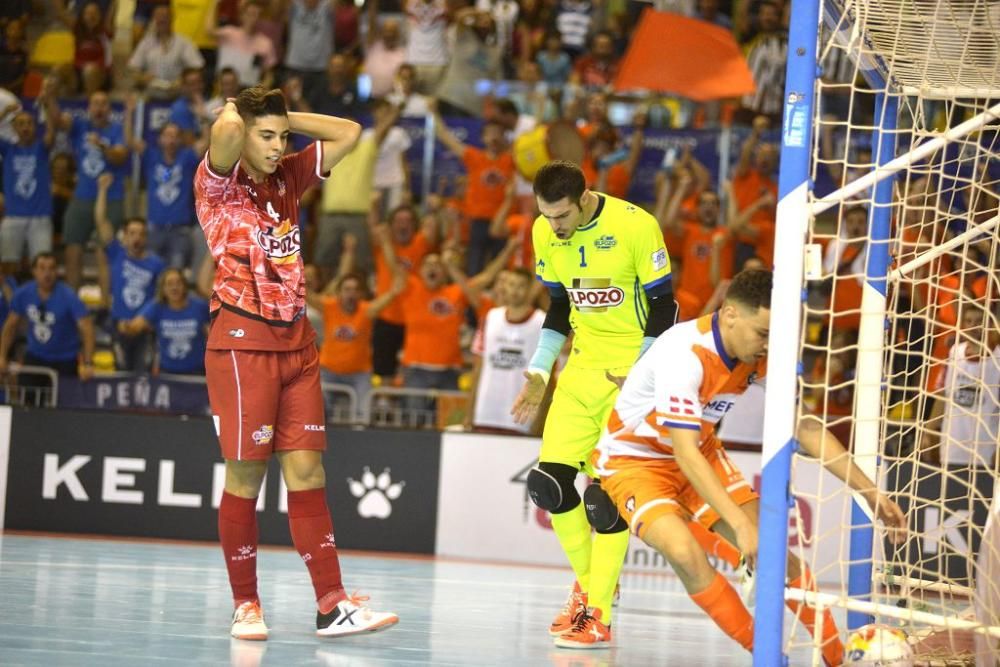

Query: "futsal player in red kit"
left=196, top=86, right=398, bottom=640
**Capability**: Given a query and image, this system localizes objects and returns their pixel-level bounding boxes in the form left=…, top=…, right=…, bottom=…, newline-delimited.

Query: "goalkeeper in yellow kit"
left=511, top=161, right=677, bottom=649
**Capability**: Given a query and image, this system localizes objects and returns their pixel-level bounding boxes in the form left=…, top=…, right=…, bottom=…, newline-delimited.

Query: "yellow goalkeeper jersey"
left=533, top=193, right=672, bottom=370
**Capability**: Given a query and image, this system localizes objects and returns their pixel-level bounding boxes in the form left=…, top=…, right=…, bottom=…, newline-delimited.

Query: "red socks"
left=287, top=488, right=345, bottom=612
left=219, top=491, right=260, bottom=605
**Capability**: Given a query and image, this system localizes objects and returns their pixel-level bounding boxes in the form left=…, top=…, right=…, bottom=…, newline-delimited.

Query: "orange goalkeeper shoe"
left=549, top=581, right=588, bottom=636
left=553, top=608, right=611, bottom=649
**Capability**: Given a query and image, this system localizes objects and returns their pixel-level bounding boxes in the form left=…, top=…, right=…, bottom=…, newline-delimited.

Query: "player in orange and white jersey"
left=593, top=269, right=907, bottom=666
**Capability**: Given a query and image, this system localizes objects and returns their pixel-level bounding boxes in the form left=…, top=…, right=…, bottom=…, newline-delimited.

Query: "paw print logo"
left=347, top=467, right=405, bottom=519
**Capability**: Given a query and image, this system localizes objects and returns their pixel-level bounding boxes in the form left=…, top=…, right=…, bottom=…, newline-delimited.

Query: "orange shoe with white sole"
left=553, top=608, right=611, bottom=649
left=549, top=581, right=588, bottom=636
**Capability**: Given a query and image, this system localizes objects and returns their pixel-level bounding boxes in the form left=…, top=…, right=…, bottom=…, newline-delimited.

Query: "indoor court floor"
left=0, top=533, right=818, bottom=666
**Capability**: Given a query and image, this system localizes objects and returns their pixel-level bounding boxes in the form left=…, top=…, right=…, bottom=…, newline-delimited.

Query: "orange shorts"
left=205, top=345, right=327, bottom=461
left=598, top=441, right=758, bottom=540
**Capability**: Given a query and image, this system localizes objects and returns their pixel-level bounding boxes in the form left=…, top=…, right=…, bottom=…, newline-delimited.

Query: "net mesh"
left=784, top=0, right=1000, bottom=663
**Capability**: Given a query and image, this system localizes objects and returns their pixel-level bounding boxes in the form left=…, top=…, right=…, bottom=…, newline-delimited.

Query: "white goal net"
left=781, top=0, right=1000, bottom=664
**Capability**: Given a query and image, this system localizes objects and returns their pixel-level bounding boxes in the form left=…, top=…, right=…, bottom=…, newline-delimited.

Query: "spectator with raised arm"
left=0, top=252, right=95, bottom=380
left=737, top=0, right=787, bottom=125
left=467, top=266, right=548, bottom=435
left=363, top=9, right=406, bottom=99
left=128, top=4, right=205, bottom=99
left=309, top=226, right=406, bottom=419
left=312, top=94, right=400, bottom=280
left=581, top=112, right=646, bottom=199
left=367, top=99, right=410, bottom=215
left=0, top=106, right=55, bottom=276
left=370, top=202, right=437, bottom=380
left=118, top=268, right=211, bottom=375
left=431, top=98, right=515, bottom=275
left=728, top=114, right=778, bottom=269
left=96, top=173, right=166, bottom=372
left=168, top=68, right=212, bottom=146
left=436, top=8, right=501, bottom=118
left=403, top=0, right=450, bottom=94
left=42, top=90, right=129, bottom=290
left=131, top=117, right=204, bottom=270
left=656, top=166, right=733, bottom=314
left=398, top=236, right=519, bottom=413
left=209, top=0, right=278, bottom=87
left=281, top=0, right=336, bottom=95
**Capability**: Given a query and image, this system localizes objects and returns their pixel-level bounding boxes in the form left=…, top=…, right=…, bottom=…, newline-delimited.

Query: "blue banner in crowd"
left=58, top=374, right=211, bottom=416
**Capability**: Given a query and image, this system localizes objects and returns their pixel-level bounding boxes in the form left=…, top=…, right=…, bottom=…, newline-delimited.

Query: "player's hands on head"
left=511, top=371, right=546, bottom=424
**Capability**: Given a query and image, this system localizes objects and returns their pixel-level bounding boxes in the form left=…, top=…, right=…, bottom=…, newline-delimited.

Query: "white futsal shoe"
left=231, top=600, right=269, bottom=641
left=316, top=592, right=399, bottom=637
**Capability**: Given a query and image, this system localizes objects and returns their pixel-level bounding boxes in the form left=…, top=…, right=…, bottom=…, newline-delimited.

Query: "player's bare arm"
left=669, top=426, right=759, bottom=568
left=209, top=100, right=245, bottom=174
left=796, top=417, right=907, bottom=543
left=286, top=111, right=361, bottom=174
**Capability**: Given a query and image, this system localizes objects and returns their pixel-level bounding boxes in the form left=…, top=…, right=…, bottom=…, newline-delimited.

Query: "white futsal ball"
left=844, top=624, right=914, bottom=666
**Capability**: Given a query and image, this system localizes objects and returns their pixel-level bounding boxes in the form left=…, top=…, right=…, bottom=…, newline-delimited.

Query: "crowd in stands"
left=1, top=0, right=989, bottom=439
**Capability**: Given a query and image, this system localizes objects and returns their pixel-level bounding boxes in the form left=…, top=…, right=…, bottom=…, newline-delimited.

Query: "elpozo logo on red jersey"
left=255, top=219, right=301, bottom=265
left=566, top=285, right=625, bottom=312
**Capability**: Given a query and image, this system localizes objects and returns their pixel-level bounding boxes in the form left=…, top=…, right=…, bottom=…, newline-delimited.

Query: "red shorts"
left=599, top=440, right=758, bottom=540
left=205, top=345, right=327, bottom=461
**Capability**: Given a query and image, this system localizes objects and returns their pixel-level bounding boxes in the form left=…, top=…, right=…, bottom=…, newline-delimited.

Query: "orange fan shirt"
left=374, top=231, right=433, bottom=326
left=730, top=169, right=777, bottom=266
left=400, top=278, right=468, bottom=368
left=462, top=146, right=515, bottom=220
left=581, top=159, right=631, bottom=199
left=674, top=286, right=703, bottom=322
left=319, top=298, right=373, bottom=374
left=505, top=213, right=535, bottom=269
left=679, top=222, right=732, bottom=308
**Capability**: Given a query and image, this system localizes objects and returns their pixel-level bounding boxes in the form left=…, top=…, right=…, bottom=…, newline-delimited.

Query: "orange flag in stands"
left=613, top=10, right=756, bottom=102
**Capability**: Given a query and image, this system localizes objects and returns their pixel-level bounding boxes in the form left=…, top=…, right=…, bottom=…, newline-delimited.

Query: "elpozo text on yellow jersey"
left=532, top=193, right=671, bottom=369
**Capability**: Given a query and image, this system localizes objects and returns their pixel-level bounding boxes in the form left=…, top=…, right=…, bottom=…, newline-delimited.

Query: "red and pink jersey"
left=194, top=141, right=327, bottom=351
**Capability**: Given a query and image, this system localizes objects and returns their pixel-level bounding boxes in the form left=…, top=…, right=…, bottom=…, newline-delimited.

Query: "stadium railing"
left=2, top=365, right=59, bottom=408
left=365, top=387, right=468, bottom=430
